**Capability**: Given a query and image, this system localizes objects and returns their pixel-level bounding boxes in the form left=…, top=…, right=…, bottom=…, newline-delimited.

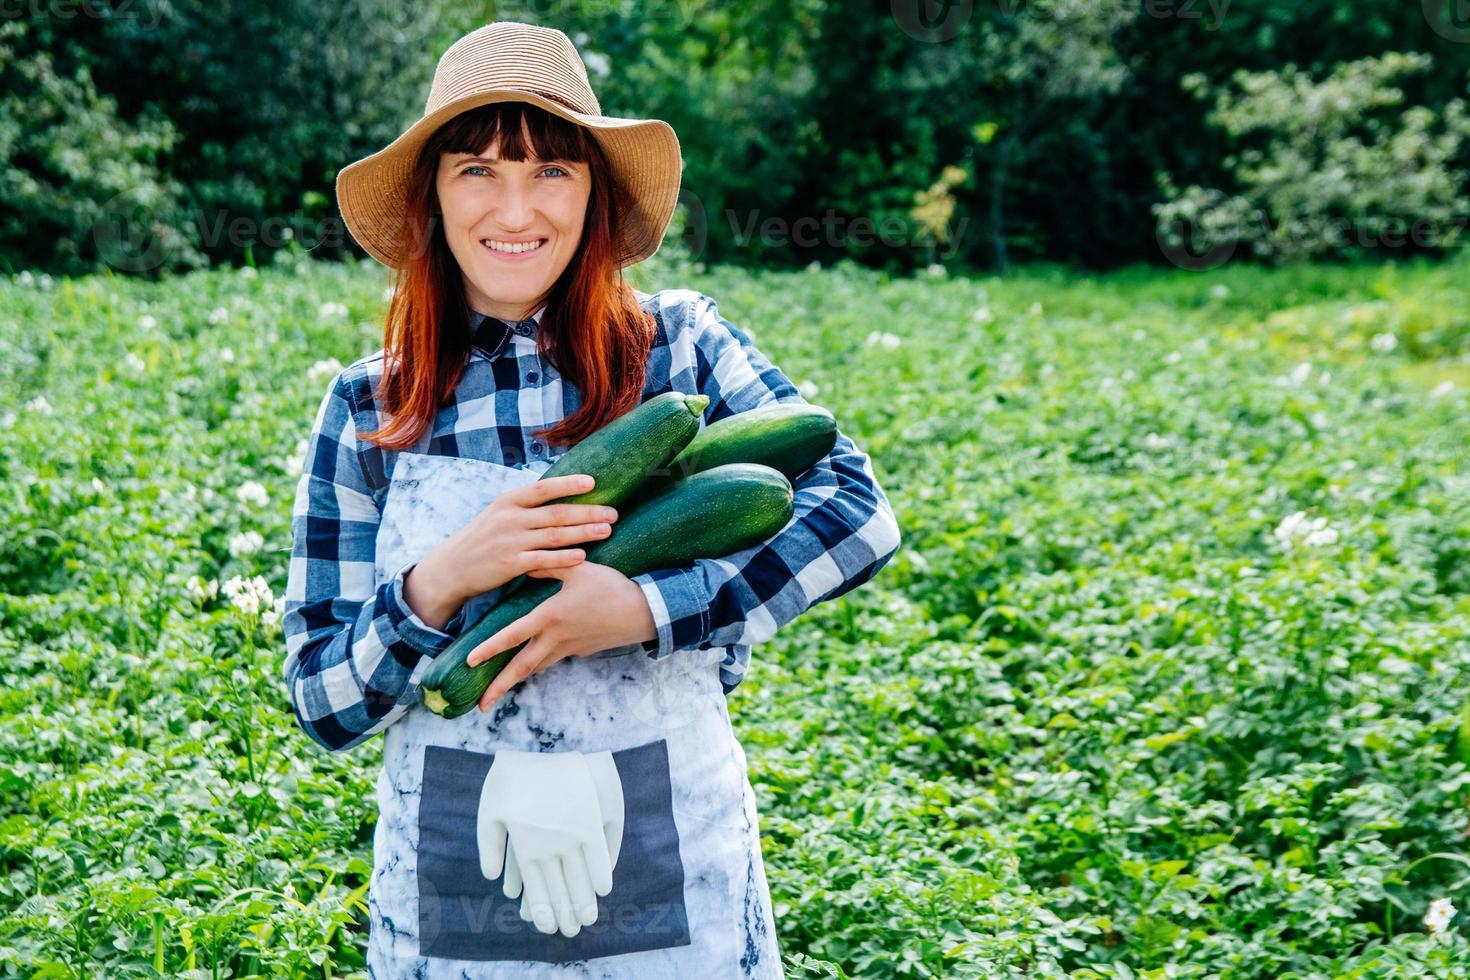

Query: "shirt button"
left=531, top=442, right=544, bottom=454
left=526, top=371, right=538, bottom=383
left=516, top=324, right=532, bottom=336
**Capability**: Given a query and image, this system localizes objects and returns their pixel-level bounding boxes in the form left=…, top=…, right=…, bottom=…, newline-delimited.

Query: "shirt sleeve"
left=281, top=371, right=463, bottom=753
left=629, top=292, right=903, bottom=661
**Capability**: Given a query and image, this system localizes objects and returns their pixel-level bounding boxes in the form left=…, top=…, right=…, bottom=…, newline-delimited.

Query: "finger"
left=524, top=503, right=618, bottom=530
left=564, top=848, right=601, bottom=926
left=502, top=836, right=523, bottom=899
left=583, top=830, right=613, bottom=897
left=543, top=856, right=580, bottom=938
left=519, top=474, right=595, bottom=505
left=522, top=550, right=584, bottom=574
left=479, top=639, right=548, bottom=712
left=535, top=521, right=613, bottom=549
left=465, top=611, right=540, bottom=669
left=520, top=859, right=556, bottom=935
left=477, top=817, right=507, bottom=881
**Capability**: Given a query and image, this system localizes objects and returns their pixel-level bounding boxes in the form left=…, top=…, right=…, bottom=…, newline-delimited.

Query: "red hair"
left=357, top=102, right=656, bottom=452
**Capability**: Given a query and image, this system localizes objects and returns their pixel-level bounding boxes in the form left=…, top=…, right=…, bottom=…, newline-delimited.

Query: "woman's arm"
left=281, top=371, right=465, bottom=752
left=629, top=292, right=902, bottom=671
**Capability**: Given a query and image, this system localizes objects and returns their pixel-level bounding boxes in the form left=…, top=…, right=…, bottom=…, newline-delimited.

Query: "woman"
left=282, top=21, right=902, bottom=978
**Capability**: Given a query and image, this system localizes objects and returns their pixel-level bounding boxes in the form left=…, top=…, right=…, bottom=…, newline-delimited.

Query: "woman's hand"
left=424, top=474, right=620, bottom=604
left=466, top=561, right=659, bottom=713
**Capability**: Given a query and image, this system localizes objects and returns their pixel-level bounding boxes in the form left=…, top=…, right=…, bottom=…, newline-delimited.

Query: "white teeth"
left=482, top=239, right=545, bottom=254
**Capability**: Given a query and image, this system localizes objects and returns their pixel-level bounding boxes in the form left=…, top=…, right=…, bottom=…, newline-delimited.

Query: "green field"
left=2, top=248, right=1469, bottom=977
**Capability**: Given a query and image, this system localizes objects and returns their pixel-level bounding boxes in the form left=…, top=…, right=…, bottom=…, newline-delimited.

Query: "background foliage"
left=4, top=0, right=1470, bottom=275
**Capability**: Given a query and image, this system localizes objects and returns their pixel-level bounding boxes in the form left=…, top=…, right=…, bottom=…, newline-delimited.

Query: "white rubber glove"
left=476, top=749, right=613, bottom=937
left=499, top=752, right=626, bottom=928
left=499, top=751, right=627, bottom=927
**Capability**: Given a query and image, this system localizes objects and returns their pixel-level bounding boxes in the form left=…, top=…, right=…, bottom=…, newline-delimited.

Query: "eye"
left=459, top=164, right=569, bottom=178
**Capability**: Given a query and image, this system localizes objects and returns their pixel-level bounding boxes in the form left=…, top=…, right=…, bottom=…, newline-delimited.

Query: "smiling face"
left=434, top=117, right=592, bottom=322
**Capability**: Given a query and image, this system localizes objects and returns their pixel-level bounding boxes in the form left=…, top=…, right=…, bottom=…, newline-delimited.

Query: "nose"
left=495, top=182, right=535, bottom=232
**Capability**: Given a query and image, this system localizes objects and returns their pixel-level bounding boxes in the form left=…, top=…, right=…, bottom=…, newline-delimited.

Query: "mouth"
left=481, top=237, right=547, bottom=260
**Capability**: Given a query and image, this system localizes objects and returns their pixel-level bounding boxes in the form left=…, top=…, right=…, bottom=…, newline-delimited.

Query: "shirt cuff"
left=630, top=565, right=710, bottom=660
left=381, top=560, right=463, bottom=659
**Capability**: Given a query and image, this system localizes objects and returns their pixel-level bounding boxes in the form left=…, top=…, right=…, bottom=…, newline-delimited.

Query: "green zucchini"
left=421, top=462, right=795, bottom=718
left=494, top=391, right=709, bottom=603
left=627, top=402, right=837, bottom=507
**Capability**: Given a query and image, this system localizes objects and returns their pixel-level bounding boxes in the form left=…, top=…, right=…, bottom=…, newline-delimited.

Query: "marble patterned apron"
left=365, top=451, right=782, bottom=978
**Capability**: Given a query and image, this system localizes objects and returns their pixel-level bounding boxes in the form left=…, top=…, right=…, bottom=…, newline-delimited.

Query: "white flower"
left=318, top=301, right=349, bottom=318
left=1274, top=510, right=1339, bottom=549
left=1143, top=432, right=1169, bottom=451
left=220, top=347, right=236, bottom=363
left=1, top=411, right=15, bottom=429
left=308, top=357, right=343, bottom=384
left=262, top=594, right=287, bottom=629
left=1288, top=362, right=1313, bottom=385
left=1370, top=332, right=1397, bottom=353
left=797, top=379, right=821, bottom=399
left=1425, top=897, right=1456, bottom=939
left=38, top=273, right=53, bottom=290
left=1131, top=328, right=1146, bottom=342
left=235, top=481, right=269, bottom=507
left=240, top=266, right=258, bottom=279
left=972, top=306, right=994, bottom=324
left=864, top=330, right=902, bottom=350
left=124, top=351, right=147, bottom=372
left=185, top=575, right=218, bottom=604
left=228, top=530, right=264, bottom=557
left=692, top=262, right=706, bottom=274
left=1310, top=411, right=1329, bottom=429
left=222, top=574, right=273, bottom=616
left=138, top=314, right=157, bottom=331
left=286, top=436, right=310, bottom=478
left=1164, top=350, right=1182, bottom=365
left=925, top=263, right=946, bottom=277
left=1431, top=380, right=1456, bottom=398
left=1209, top=283, right=1230, bottom=299
left=1027, top=302, right=1043, bottom=316
left=805, top=260, right=821, bottom=272
left=208, top=306, right=229, bottom=325
left=17, top=270, right=33, bottom=287
left=25, top=395, right=53, bottom=415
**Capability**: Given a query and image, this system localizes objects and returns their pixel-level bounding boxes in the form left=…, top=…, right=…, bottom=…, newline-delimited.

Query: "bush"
left=1155, top=52, right=1470, bottom=263
left=0, top=20, right=203, bottom=276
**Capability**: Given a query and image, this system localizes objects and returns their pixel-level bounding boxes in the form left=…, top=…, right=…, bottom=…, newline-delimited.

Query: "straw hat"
left=336, top=22, right=683, bottom=271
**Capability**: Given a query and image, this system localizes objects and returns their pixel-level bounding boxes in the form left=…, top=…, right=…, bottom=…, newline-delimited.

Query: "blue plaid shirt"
left=282, top=288, right=902, bottom=752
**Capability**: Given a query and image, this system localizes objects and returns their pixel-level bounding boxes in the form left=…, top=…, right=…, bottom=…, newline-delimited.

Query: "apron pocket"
left=416, top=740, right=692, bottom=962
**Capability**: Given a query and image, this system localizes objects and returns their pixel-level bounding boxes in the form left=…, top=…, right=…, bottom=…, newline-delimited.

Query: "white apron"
left=365, top=451, right=782, bottom=978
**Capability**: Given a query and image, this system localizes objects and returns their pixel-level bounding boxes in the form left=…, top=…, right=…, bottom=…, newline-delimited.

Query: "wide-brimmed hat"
left=336, top=22, right=683, bottom=271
